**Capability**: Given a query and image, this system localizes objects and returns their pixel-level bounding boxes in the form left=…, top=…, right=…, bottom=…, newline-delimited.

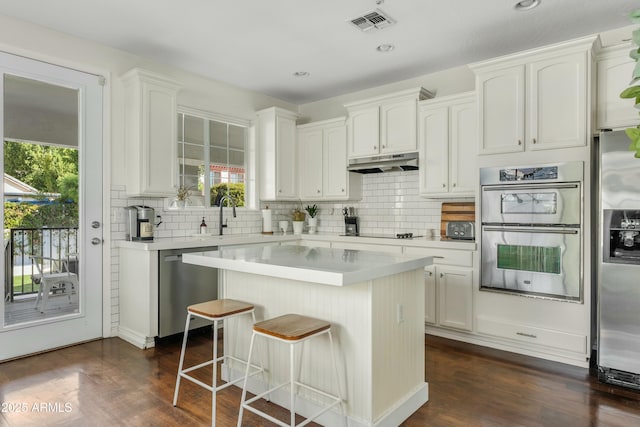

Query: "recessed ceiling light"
left=293, top=71, right=310, bottom=77
left=376, top=44, right=395, bottom=52
left=514, top=0, right=541, bottom=11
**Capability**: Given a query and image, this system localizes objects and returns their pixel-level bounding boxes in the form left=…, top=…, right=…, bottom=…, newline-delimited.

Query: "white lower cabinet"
left=403, top=246, right=475, bottom=332
left=476, top=316, right=586, bottom=354
left=424, top=264, right=473, bottom=331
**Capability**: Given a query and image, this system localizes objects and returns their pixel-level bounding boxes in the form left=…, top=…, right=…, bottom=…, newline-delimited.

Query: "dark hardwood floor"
left=1, top=332, right=640, bottom=426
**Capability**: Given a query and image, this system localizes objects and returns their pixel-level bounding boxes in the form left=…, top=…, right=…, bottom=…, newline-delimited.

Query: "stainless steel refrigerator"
left=597, top=130, right=640, bottom=390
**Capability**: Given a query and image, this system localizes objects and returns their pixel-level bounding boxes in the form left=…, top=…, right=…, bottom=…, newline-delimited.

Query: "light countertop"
left=117, top=232, right=476, bottom=251
left=182, top=244, right=432, bottom=286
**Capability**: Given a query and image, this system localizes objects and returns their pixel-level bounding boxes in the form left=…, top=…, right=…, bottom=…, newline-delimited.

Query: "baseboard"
left=117, top=326, right=155, bottom=349
left=425, top=326, right=589, bottom=368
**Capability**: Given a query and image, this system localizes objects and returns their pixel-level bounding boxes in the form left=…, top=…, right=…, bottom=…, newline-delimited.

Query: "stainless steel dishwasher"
left=158, top=246, right=218, bottom=338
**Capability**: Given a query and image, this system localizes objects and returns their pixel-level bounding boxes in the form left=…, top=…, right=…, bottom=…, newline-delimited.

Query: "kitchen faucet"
left=218, top=194, right=236, bottom=235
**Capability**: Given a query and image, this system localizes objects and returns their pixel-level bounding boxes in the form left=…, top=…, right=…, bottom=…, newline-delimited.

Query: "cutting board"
left=440, top=202, right=475, bottom=237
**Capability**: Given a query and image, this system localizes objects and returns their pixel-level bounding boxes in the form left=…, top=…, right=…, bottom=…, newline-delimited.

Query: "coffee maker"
left=345, top=216, right=359, bottom=236
left=125, top=205, right=155, bottom=241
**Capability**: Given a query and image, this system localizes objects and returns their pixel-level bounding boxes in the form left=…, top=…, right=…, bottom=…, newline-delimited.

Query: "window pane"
left=183, top=142, right=204, bottom=161
left=184, top=115, right=204, bottom=145
left=229, top=125, right=245, bottom=150
left=229, top=149, right=244, bottom=167
left=177, top=112, right=247, bottom=208
left=210, top=121, right=227, bottom=149
left=209, top=146, right=226, bottom=164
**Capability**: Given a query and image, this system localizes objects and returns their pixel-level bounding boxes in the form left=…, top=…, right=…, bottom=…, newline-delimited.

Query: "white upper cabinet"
left=297, top=118, right=362, bottom=201
left=419, top=92, right=477, bottom=198
left=257, top=107, right=299, bottom=201
left=476, top=65, right=525, bottom=154
left=596, top=43, right=638, bottom=130
left=347, top=105, right=380, bottom=158
left=122, top=68, right=181, bottom=197
left=298, top=127, right=323, bottom=199
left=471, top=36, right=595, bottom=155
left=345, top=87, right=434, bottom=159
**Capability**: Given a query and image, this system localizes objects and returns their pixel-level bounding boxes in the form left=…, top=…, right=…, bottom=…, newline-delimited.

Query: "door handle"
left=91, top=221, right=101, bottom=229
left=91, top=238, right=103, bottom=245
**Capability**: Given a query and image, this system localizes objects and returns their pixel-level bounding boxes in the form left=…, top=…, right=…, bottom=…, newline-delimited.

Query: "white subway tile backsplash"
left=107, top=170, right=463, bottom=331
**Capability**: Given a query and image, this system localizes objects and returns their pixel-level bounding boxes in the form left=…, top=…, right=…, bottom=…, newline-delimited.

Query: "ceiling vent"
left=349, top=9, right=395, bottom=32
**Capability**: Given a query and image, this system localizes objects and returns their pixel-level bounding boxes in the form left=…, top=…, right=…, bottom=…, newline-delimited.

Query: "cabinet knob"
left=428, top=271, right=433, bottom=276
left=440, top=273, right=444, bottom=278
left=532, top=138, right=537, bottom=144
left=382, top=145, right=386, bottom=149
left=453, top=183, right=457, bottom=188
left=373, top=146, right=377, bottom=150
left=342, top=188, right=345, bottom=192
left=278, top=189, right=282, bottom=193
left=518, top=140, right=522, bottom=145
left=442, top=183, right=446, bottom=188
left=317, top=189, right=321, bottom=193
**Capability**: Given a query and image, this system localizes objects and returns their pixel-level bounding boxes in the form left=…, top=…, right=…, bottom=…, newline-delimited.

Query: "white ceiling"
left=0, top=0, right=637, bottom=104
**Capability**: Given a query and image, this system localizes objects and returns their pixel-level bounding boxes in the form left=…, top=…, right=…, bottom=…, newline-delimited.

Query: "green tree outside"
left=3, top=140, right=79, bottom=230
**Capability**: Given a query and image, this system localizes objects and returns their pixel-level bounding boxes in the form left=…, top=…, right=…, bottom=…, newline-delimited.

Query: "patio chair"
left=30, top=254, right=78, bottom=313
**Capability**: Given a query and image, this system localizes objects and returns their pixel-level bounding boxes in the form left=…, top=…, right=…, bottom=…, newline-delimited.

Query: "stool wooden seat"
left=253, top=313, right=330, bottom=340
left=189, top=299, right=254, bottom=319
left=173, top=298, right=263, bottom=427
left=238, top=313, right=346, bottom=427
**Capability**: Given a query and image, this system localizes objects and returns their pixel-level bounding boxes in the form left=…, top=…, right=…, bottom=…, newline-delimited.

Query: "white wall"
left=297, top=65, right=475, bottom=123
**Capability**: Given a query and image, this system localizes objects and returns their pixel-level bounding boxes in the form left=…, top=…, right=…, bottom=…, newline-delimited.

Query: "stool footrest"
left=241, top=380, right=342, bottom=427
left=179, top=354, right=264, bottom=393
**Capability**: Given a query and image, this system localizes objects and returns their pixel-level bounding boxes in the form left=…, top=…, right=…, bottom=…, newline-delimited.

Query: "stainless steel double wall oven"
left=480, top=161, right=584, bottom=301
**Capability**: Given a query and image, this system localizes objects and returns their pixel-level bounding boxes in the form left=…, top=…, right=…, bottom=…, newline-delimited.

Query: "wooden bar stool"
left=173, top=299, right=263, bottom=426
left=237, top=313, right=346, bottom=427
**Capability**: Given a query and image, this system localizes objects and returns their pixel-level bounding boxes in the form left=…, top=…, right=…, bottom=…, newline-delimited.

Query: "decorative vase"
left=175, top=199, right=186, bottom=208
left=308, top=217, right=318, bottom=234
left=292, top=220, right=304, bottom=235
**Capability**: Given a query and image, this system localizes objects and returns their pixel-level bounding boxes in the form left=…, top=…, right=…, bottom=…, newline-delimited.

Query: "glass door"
left=0, top=52, right=103, bottom=360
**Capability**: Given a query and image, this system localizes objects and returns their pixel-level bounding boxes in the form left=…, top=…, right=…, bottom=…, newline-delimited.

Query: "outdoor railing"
left=6, top=227, right=78, bottom=301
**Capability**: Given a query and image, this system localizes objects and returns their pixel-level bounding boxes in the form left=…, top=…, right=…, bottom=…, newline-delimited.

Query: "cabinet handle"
left=518, top=140, right=522, bottom=145
left=516, top=332, right=537, bottom=339
left=532, top=138, right=537, bottom=144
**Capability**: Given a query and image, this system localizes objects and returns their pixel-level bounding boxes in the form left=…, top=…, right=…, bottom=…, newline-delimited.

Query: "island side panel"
left=372, top=268, right=427, bottom=421
left=223, top=270, right=374, bottom=422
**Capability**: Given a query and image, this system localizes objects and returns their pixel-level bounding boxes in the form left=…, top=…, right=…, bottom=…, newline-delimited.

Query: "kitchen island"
left=183, top=244, right=432, bottom=427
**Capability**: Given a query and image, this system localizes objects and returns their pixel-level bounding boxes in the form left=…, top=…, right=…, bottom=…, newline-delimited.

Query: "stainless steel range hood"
left=347, top=152, right=418, bottom=174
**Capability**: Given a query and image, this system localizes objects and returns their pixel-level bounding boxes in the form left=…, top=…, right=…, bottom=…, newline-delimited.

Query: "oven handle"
left=482, top=183, right=579, bottom=192
left=483, top=226, right=579, bottom=235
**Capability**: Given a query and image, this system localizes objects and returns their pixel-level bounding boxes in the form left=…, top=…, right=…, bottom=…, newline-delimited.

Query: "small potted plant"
left=175, top=185, right=191, bottom=208
left=305, top=204, right=319, bottom=234
left=291, top=203, right=306, bottom=235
